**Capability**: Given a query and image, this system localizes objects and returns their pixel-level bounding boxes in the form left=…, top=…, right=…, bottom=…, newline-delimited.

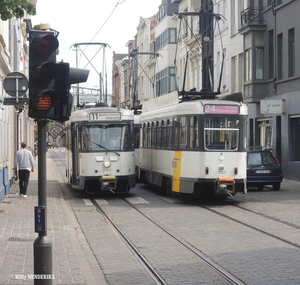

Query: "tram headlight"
left=104, top=161, right=110, bottom=168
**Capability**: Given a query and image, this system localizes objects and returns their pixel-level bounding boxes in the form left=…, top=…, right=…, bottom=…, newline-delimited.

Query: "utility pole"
left=175, top=0, right=222, bottom=98
left=129, top=49, right=159, bottom=107
left=200, top=0, right=214, bottom=93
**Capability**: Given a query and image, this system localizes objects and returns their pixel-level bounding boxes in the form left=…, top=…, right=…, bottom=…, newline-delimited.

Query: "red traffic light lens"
left=32, top=91, right=56, bottom=112
left=32, top=35, right=59, bottom=58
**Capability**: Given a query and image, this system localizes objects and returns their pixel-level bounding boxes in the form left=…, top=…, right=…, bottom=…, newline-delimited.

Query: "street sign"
left=3, top=97, right=29, bottom=105
left=3, top=72, right=29, bottom=97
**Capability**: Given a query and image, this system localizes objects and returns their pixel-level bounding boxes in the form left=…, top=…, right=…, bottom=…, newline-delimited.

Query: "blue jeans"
left=18, top=169, right=30, bottom=195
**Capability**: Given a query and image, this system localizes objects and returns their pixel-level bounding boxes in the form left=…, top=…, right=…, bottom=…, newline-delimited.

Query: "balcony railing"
left=241, top=6, right=265, bottom=27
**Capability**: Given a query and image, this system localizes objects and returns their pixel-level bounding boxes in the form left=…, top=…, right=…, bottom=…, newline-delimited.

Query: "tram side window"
left=151, top=122, right=156, bottom=148
left=142, top=123, right=147, bottom=147
left=139, top=124, right=143, bottom=148
left=134, top=124, right=140, bottom=149
left=147, top=123, right=151, bottom=147
left=179, top=117, right=187, bottom=149
left=161, top=120, right=167, bottom=148
left=190, top=116, right=199, bottom=149
left=157, top=121, right=162, bottom=148
left=167, top=119, right=173, bottom=149
left=172, top=118, right=179, bottom=149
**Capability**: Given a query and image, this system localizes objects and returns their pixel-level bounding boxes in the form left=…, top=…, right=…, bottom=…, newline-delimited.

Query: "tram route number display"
left=204, top=104, right=240, bottom=115
left=89, top=112, right=121, bottom=121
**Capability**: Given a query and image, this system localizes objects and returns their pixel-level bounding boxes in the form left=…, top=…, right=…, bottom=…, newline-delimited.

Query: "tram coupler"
left=215, top=177, right=235, bottom=196
left=100, top=175, right=117, bottom=191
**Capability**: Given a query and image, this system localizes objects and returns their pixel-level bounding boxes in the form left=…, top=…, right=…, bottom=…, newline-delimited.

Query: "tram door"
left=71, top=123, right=80, bottom=186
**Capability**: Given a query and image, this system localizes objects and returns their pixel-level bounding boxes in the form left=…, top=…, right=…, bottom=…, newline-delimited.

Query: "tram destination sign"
left=89, top=112, right=121, bottom=121
left=204, top=104, right=240, bottom=115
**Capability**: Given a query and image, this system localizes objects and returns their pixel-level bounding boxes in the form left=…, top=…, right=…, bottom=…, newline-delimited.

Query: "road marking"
left=125, top=197, right=149, bottom=204
left=94, top=198, right=109, bottom=205
left=83, top=199, right=93, bottom=206
left=160, top=196, right=182, bottom=203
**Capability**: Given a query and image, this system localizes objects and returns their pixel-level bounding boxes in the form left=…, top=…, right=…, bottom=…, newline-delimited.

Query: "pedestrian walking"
left=14, top=142, right=35, bottom=198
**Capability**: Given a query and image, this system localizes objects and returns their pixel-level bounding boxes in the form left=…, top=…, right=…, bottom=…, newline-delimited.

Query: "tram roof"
left=141, top=91, right=247, bottom=116
left=69, top=106, right=134, bottom=122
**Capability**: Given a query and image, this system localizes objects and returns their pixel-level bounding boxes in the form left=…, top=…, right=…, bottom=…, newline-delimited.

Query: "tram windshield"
left=80, top=124, right=130, bottom=151
left=204, top=116, right=239, bottom=151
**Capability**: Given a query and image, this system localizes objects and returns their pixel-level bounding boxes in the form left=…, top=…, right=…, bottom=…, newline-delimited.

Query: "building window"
left=245, top=49, right=252, bottom=82
left=244, top=33, right=252, bottom=82
left=155, top=28, right=177, bottom=51
left=156, top=66, right=177, bottom=96
left=255, top=47, right=264, bottom=80
left=254, top=32, right=264, bottom=80
left=169, top=28, right=177, bottom=43
left=290, top=117, right=300, bottom=161
left=268, top=30, right=274, bottom=80
left=288, top=28, right=295, bottom=77
left=258, top=119, right=273, bottom=149
left=277, top=33, right=283, bottom=80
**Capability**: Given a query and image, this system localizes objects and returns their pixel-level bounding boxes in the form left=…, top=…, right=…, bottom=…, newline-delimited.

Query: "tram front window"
left=204, top=117, right=239, bottom=151
left=80, top=125, right=130, bottom=151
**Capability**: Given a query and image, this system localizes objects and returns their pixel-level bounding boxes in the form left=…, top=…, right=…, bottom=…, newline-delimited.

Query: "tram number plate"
left=89, top=112, right=121, bottom=121
left=255, top=170, right=270, bottom=173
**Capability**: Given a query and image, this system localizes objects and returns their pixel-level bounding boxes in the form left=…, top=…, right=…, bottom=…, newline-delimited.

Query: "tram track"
left=231, top=198, right=300, bottom=230
left=196, top=195, right=300, bottom=250
left=49, top=150, right=245, bottom=284
left=93, top=197, right=246, bottom=285
left=50, top=150, right=300, bottom=284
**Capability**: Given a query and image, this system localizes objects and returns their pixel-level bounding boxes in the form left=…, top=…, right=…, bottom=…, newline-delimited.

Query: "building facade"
left=239, top=0, right=300, bottom=180
left=0, top=3, right=36, bottom=201
left=66, top=0, right=296, bottom=184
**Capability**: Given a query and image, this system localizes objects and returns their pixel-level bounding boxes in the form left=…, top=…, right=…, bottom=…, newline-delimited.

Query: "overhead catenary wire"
left=84, top=0, right=126, bottom=51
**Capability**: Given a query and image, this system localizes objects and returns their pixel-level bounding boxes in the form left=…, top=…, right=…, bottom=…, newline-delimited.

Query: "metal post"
left=33, top=119, right=52, bottom=285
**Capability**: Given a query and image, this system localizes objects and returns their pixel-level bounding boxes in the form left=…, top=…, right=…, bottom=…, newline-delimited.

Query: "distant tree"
left=0, top=0, right=36, bottom=21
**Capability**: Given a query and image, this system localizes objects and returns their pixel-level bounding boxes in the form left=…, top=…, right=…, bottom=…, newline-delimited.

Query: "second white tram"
left=65, top=105, right=136, bottom=194
left=139, top=92, right=248, bottom=198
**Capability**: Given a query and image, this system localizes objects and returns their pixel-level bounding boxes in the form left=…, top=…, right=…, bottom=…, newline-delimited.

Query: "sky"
left=31, top=0, right=162, bottom=93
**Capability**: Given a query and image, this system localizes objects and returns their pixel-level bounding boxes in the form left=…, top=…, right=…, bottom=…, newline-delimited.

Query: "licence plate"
left=256, top=170, right=270, bottom=173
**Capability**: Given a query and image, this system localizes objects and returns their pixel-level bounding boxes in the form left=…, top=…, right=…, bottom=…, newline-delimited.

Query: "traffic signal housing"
left=29, top=29, right=90, bottom=121
left=53, top=62, right=70, bottom=121
left=28, top=30, right=59, bottom=119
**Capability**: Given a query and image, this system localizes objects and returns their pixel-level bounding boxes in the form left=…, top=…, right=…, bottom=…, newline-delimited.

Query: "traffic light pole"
left=33, top=119, right=52, bottom=285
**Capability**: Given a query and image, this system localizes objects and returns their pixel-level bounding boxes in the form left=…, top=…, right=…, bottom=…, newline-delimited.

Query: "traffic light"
left=53, top=65, right=90, bottom=121
left=28, top=30, right=59, bottom=119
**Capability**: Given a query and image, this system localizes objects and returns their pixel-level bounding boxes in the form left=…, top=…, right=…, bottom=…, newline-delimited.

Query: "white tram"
left=65, top=105, right=136, bottom=194
left=139, top=92, right=248, bottom=198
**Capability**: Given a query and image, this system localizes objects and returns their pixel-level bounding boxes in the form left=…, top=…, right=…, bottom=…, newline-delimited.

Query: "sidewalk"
left=0, top=154, right=108, bottom=285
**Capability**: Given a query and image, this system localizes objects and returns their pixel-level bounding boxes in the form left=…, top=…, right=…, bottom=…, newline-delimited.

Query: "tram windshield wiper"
left=91, top=141, right=120, bottom=156
left=92, top=141, right=107, bottom=149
